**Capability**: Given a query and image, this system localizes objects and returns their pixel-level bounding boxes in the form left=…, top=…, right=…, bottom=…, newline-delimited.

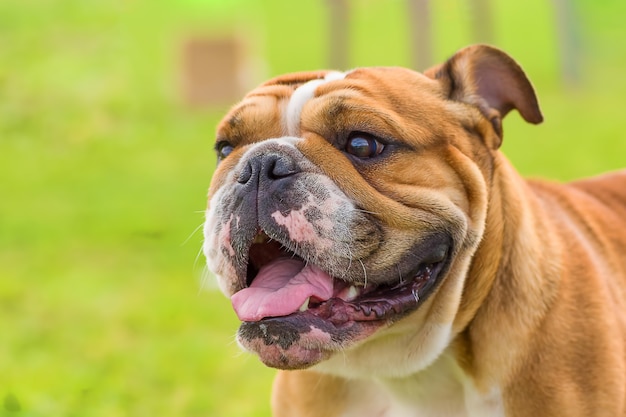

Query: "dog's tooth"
left=346, top=285, right=359, bottom=301
left=298, top=297, right=310, bottom=312
left=253, top=233, right=267, bottom=244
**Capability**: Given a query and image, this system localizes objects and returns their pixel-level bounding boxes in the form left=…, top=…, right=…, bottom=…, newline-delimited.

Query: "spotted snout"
left=204, top=139, right=381, bottom=295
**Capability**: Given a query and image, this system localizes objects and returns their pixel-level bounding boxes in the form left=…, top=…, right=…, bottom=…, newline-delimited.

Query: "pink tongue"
left=231, top=258, right=334, bottom=322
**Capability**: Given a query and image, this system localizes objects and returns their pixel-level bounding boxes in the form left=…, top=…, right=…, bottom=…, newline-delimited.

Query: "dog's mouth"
left=231, top=230, right=451, bottom=327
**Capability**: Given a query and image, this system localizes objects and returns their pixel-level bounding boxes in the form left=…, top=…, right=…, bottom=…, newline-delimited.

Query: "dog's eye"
left=216, top=142, right=234, bottom=161
left=345, top=133, right=385, bottom=158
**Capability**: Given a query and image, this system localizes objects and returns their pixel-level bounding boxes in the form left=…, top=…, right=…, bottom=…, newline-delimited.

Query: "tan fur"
left=208, top=45, right=626, bottom=416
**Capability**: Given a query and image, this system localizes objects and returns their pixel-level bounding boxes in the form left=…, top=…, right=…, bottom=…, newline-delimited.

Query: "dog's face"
left=203, top=45, right=542, bottom=377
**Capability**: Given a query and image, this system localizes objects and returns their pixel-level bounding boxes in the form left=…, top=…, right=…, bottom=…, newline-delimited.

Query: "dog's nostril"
left=268, top=156, right=297, bottom=179
left=237, top=162, right=253, bottom=184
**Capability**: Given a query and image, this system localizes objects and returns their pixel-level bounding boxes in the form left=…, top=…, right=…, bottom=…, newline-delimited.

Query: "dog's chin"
left=234, top=232, right=452, bottom=370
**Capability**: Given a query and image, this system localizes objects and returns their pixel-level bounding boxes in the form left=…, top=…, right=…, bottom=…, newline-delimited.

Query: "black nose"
left=237, top=153, right=298, bottom=185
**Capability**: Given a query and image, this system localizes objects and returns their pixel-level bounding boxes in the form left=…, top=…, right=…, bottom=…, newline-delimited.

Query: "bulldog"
left=203, top=44, right=626, bottom=416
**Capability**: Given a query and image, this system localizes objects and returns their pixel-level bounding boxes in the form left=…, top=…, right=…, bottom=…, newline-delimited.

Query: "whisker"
left=181, top=221, right=205, bottom=247
left=198, top=267, right=219, bottom=293
left=227, top=333, right=242, bottom=349
left=193, top=243, right=206, bottom=270
left=341, top=243, right=354, bottom=278
left=358, top=259, right=368, bottom=288
left=352, top=208, right=381, bottom=216
left=397, top=264, right=404, bottom=284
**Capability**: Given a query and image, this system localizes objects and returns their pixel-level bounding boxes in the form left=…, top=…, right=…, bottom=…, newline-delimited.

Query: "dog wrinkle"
left=284, top=71, right=347, bottom=136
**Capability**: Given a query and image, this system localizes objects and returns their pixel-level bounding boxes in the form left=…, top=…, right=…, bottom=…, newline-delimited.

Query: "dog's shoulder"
left=570, top=169, right=626, bottom=212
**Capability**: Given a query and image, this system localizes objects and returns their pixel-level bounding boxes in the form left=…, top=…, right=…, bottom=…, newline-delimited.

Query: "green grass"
left=1, top=0, right=625, bottom=416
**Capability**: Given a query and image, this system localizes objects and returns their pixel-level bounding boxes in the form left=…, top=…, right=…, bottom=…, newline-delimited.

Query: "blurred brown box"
left=181, top=36, right=244, bottom=107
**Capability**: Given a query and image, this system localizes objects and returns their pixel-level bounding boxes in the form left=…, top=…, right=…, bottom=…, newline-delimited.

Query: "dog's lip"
left=238, top=229, right=452, bottom=322
left=311, top=265, right=443, bottom=323
left=234, top=228, right=453, bottom=369
left=248, top=246, right=449, bottom=324
left=235, top=243, right=451, bottom=370
left=246, top=229, right=449, bottom=283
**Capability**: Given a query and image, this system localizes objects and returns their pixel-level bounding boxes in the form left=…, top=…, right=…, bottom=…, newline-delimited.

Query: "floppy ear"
left=424, top=44, right=543, bottom=148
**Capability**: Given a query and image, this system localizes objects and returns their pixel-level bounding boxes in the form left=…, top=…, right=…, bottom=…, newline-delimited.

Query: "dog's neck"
left=452, top=152, right=563, bottom=385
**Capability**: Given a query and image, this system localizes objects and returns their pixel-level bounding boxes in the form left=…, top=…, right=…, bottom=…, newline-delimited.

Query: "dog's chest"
left=341, top=357, right=505, bottom=417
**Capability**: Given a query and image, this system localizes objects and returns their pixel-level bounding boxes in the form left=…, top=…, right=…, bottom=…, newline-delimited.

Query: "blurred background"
left=1, top=0, right=625, bottom=416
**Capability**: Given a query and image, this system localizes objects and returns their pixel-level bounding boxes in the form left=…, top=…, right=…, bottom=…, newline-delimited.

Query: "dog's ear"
left=424, top=44, right=543, bottom=147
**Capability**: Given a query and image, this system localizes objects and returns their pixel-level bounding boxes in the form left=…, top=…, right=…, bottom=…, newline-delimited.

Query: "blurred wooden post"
left=181, top=36, right=244, bottom=107
left=326, top=0, right=350, bottom=70
left=469, top=0, right=494, bottom=44
left=408, top=0, right=433, bottom=71
left=552, top=0, right=581, bottom=86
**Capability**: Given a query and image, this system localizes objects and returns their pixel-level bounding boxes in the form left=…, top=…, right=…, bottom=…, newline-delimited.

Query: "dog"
left=203, top=44, right=626, bottom=416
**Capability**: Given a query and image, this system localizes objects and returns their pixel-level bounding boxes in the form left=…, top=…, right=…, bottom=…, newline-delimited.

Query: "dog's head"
left=203, top=45, right=542, bottom=376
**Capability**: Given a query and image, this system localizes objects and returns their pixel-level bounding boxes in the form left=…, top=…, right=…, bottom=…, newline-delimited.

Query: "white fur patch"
left=376, top=354, right=505, bottom=417
left=463, top=384, right=505, bottom=417
left=285, top=71, right=346, bottom=136
left=342, top=354, right=505, bottom=417
left=332, top=352, right=505, bottom=417
left=313, top=322, right=453, bottom=379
